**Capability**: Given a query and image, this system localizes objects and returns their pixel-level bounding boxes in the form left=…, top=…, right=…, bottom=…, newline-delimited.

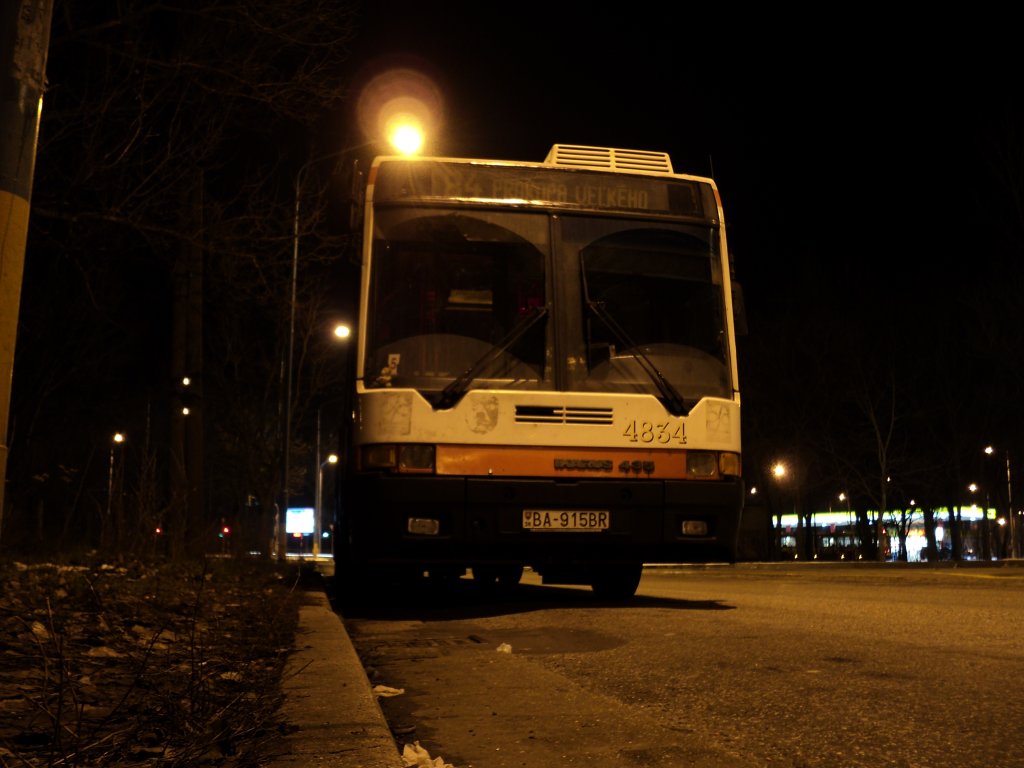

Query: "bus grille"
left=515, top=405, right=613, bottom=425
left=544, top=145, right=674, bottom=175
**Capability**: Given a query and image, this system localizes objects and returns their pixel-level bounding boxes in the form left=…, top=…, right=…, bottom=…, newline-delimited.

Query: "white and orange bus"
left=335, top=144, right=743, bottom=598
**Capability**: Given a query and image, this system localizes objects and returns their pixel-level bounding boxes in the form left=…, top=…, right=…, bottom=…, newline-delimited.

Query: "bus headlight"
left=686, top=451, right=718, bottom=477
left=685, top=450, right=741, bottom=479
left=362, top=444, right=396, bottom=469
left=398, top=444, right=435, bottom=473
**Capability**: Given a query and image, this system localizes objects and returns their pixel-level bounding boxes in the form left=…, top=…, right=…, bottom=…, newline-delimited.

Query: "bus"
left=333, top=144, right=743, bottom=599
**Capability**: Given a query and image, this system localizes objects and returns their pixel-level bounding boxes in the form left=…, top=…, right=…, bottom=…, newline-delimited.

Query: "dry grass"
left=0, top=556, right=303, bottom=767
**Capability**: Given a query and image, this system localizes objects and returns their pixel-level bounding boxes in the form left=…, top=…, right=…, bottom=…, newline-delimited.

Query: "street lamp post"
left=984, top=446, right=1017, bottom=559
left=106, top=432, right=125, bottom=548
left=311, top=323, right=351, bottom=560
left=281, top=144, right=375, bottom=560
left=314, top=453, right=338, bottom=559
left=770, top=462, right=787, bottom=558
left=281, top=131, right=422, bottom=560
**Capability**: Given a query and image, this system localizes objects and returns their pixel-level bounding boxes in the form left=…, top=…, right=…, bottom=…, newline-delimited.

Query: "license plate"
left=522, top=510, right=609, bottom=531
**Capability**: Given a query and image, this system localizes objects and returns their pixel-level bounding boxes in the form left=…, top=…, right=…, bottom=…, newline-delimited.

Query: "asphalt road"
left=344, top=564, right=1024, bottom=768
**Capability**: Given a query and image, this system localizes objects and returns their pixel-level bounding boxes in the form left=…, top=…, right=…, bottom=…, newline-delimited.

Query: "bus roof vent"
left=544, top=145, right=674, bottom=175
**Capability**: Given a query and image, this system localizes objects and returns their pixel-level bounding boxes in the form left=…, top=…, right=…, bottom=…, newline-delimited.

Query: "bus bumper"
left=344, top=475, right=744, bottom=568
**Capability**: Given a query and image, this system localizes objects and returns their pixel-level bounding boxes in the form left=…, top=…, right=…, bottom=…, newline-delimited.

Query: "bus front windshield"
left=364, top=207, right=732, bottom=410
left=364, top=209, right=549, bottom=400
left=568, top=220, right=732, bottom=405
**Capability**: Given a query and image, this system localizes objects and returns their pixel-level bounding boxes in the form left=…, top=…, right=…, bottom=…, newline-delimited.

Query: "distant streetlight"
left=312, top=322, right=351, bottom=560
left=983, top=445, right=1016, bottom=558
left=281, top=134, right=422, bottom=560
left=838, top=491, right=856, bottom=559
left=106, top=432, right=125, bottom=530
left=769, top=461, right=790, bottom=558
left=314, top=453, right=339, bottom=559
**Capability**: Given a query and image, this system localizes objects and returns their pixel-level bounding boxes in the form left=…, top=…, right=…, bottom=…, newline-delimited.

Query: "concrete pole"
left=0, top=0, right=54, bottom=543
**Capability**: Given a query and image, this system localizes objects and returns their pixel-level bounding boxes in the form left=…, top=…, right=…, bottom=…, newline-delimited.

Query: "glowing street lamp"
left=983, top=445, right=1016, bottom=558
left=106, top=432, right=125, bottom=525
left=314, top=453, right=339, bottom=559
left=769, top=461, right=790, bottom=557
left=388, top=119, right=424, bottom=155
left=311, top=323, right=352, bottom=560
left=281, top=128, right=426, bottom=559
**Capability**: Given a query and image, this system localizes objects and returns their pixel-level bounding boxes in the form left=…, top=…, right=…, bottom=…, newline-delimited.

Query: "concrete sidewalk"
left=266, top=581, right=404, bottom=768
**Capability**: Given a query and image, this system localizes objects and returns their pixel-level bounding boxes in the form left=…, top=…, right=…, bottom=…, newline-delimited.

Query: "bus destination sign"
left=374, top=161, right=705, bottom=218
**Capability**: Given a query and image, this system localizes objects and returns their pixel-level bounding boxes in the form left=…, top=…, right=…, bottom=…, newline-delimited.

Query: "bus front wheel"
left=472, top=564, right=524, bottom=591
left=590, top=563, right=643, bottom=600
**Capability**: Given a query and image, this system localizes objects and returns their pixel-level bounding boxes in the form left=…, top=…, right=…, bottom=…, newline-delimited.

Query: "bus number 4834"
left=622, top=420, right=686, bottom=444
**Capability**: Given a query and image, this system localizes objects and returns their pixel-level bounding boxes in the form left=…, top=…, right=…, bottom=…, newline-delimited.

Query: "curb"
left=266, top=585, right=404, bottom=768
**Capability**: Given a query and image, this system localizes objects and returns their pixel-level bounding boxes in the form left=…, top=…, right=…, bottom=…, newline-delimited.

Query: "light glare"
left=389, top=120, right=424, bottom=155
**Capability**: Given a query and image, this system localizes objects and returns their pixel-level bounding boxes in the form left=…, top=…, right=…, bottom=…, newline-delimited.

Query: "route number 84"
left=622, top=420, right=686, bottom=444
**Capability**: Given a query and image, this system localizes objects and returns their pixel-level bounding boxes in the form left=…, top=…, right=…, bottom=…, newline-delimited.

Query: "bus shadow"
left=329, top=576, right=736, bottom=621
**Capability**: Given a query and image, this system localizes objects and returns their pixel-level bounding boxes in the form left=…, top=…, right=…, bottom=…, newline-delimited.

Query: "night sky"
left=344, top=3, right=1021, bottom=320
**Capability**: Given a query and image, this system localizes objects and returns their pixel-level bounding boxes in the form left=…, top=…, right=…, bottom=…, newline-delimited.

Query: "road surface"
left=343, top=563, right=1024, bottom=767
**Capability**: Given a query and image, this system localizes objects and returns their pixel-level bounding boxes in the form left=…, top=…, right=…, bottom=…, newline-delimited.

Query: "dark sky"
left=343, top=3, right=1021, bottom=321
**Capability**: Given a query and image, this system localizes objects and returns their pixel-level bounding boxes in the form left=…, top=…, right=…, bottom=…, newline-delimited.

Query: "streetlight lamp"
left=281, top=144, right=370, bottom=560
left=280, top=131, right=425, bottom=560
left=106, top=432, right=125, bottom=547
left=770, top=461, right=789, bottom=558
left=314, top=453, right=338, bottom=559
left=984, top=445, right=1016, bottom=558
left=838, top=491, right=857, bottom=559
left=311, top=321, right=351, bottom=560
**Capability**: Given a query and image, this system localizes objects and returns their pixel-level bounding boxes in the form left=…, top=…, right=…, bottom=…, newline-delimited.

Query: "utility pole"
left=0, top=0, right=54, bottom=543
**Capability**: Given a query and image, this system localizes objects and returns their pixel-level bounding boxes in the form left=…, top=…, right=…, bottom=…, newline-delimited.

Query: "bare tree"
left=10, top=0, right=361, bottom=557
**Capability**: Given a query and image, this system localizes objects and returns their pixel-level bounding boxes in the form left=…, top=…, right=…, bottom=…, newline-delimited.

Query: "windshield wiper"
left=434, top=305, right=548, bottom=410
left=581, top=261, right=689, bottom=416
